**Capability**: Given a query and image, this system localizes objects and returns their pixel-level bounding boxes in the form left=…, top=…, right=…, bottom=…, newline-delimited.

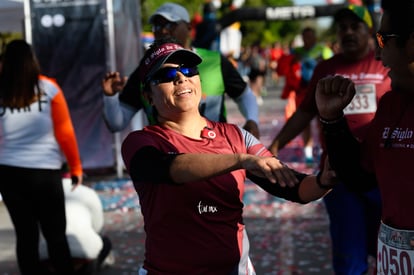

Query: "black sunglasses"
left=148, top=66, right=199, bottom=85
left=152, top=21, right=178, bottom=33
left=376, top=31, right=399, bottom=49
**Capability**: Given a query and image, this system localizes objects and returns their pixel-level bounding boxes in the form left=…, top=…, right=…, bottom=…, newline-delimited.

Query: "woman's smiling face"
left=147, top=63, right=202, bottom=118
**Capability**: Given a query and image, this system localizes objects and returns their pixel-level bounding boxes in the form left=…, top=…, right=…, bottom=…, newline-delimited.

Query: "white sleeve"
left=233, top=85, right=259, bottom=124
left=103, top=94, right=139, bottom=132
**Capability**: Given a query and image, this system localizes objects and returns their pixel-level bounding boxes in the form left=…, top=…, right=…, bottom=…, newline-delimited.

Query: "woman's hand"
left=102, top=72, right=128, bottom=96
left=70, top=175, right=83, bottom=191
left=240, top=154, right=299, bottom=188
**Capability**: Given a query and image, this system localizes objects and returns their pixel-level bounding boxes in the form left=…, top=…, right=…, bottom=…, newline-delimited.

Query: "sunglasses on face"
left=376, top=31, right=400, bottom=48
left=148, top=66, right=199, bottom=85
left=152, top=21, right=178, bottom=33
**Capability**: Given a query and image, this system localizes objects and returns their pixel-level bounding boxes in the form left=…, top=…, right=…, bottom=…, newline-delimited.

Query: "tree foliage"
left=140, top=0, right=331, bottom=48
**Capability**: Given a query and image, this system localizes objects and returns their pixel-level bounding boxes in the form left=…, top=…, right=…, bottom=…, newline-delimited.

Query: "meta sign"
left=265, top=5, right=316, bottom=20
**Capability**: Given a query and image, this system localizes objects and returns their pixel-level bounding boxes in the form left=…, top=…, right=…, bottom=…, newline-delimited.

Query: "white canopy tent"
left=0, top=0, right=24, bottom=33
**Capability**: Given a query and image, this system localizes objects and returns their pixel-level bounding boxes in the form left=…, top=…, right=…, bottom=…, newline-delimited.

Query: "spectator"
left=247, top=42, right=267, bottom=105
left=268, top=41, right=285, bottom=83
left=0, top=39, right=83, bottom=275
left=102, top=2, right=260, bottom=138
left=271, top=27, right=333, bottom=165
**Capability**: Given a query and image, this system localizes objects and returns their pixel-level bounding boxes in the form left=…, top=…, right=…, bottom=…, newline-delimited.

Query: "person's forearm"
left=322, top=117, right=377, bottom=192
left=247, top=171, right=304, bottom=203
left=234, top=86, right=259, bottom=124
left=248, top=170, right=332, bottom=203
left=51, top=89, right=83, bottom=176
left=129, top=147, right=299, bottom=187
left=298, top=175, right=331, bottom=202
left=102, top=95, right=137, bottom=132
left=170, top=153, right=243, bottom=183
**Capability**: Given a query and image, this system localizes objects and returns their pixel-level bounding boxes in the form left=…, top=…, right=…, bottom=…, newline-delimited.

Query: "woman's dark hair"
left=0, top=39, right=41, bottom=108
left=381, top=0, right=414, bottom=47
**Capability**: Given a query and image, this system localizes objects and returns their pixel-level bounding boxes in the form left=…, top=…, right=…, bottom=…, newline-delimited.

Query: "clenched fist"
left=315, top=75, right=356, bottom=120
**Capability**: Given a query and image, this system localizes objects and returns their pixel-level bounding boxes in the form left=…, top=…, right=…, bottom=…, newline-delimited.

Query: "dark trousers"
left=0, top=165, right=74, bottom=275
left=323, top=182, right=382, bottom=275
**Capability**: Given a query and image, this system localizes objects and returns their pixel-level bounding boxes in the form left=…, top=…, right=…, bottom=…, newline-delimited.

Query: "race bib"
left=377, top=222, right=414, bottom=275
left=343, top=83, right=377, bottom=115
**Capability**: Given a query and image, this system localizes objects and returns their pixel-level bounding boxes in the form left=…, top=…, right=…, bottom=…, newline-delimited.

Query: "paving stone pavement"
left=0, top=78, right=350, bottom=275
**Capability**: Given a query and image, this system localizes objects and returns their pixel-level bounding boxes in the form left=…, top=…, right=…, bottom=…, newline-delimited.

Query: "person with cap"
left=268, top=4, right=390, bottom=274
left=102, top=2, right=260, bottom=138
left=315, top=1, right=414, bottom=274
left=121, top=38, right=338, bottom=274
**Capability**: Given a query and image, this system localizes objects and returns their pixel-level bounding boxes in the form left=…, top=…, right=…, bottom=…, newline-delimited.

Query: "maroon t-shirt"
left=122, top=120, right=270, bottom=274
left=361, top=91, right=414, bottom=229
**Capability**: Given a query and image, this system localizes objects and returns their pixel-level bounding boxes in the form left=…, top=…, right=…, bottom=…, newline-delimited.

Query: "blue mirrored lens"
left=180, top=67, right=190, bottom=75
left=164, top=68, right=178, bottom=80
left=149, top=66, right=199, bottom=85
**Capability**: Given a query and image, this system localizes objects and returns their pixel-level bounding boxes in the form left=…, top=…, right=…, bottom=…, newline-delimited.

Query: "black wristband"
left=321, top=115, right=348, bottom=137
left=319, top=113, right=345, bottom=125
left=316, top=171, right=333, bottom=190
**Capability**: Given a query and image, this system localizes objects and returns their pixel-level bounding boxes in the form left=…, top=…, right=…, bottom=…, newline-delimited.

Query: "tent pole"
left=106, top=0, right=123, bottom=178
